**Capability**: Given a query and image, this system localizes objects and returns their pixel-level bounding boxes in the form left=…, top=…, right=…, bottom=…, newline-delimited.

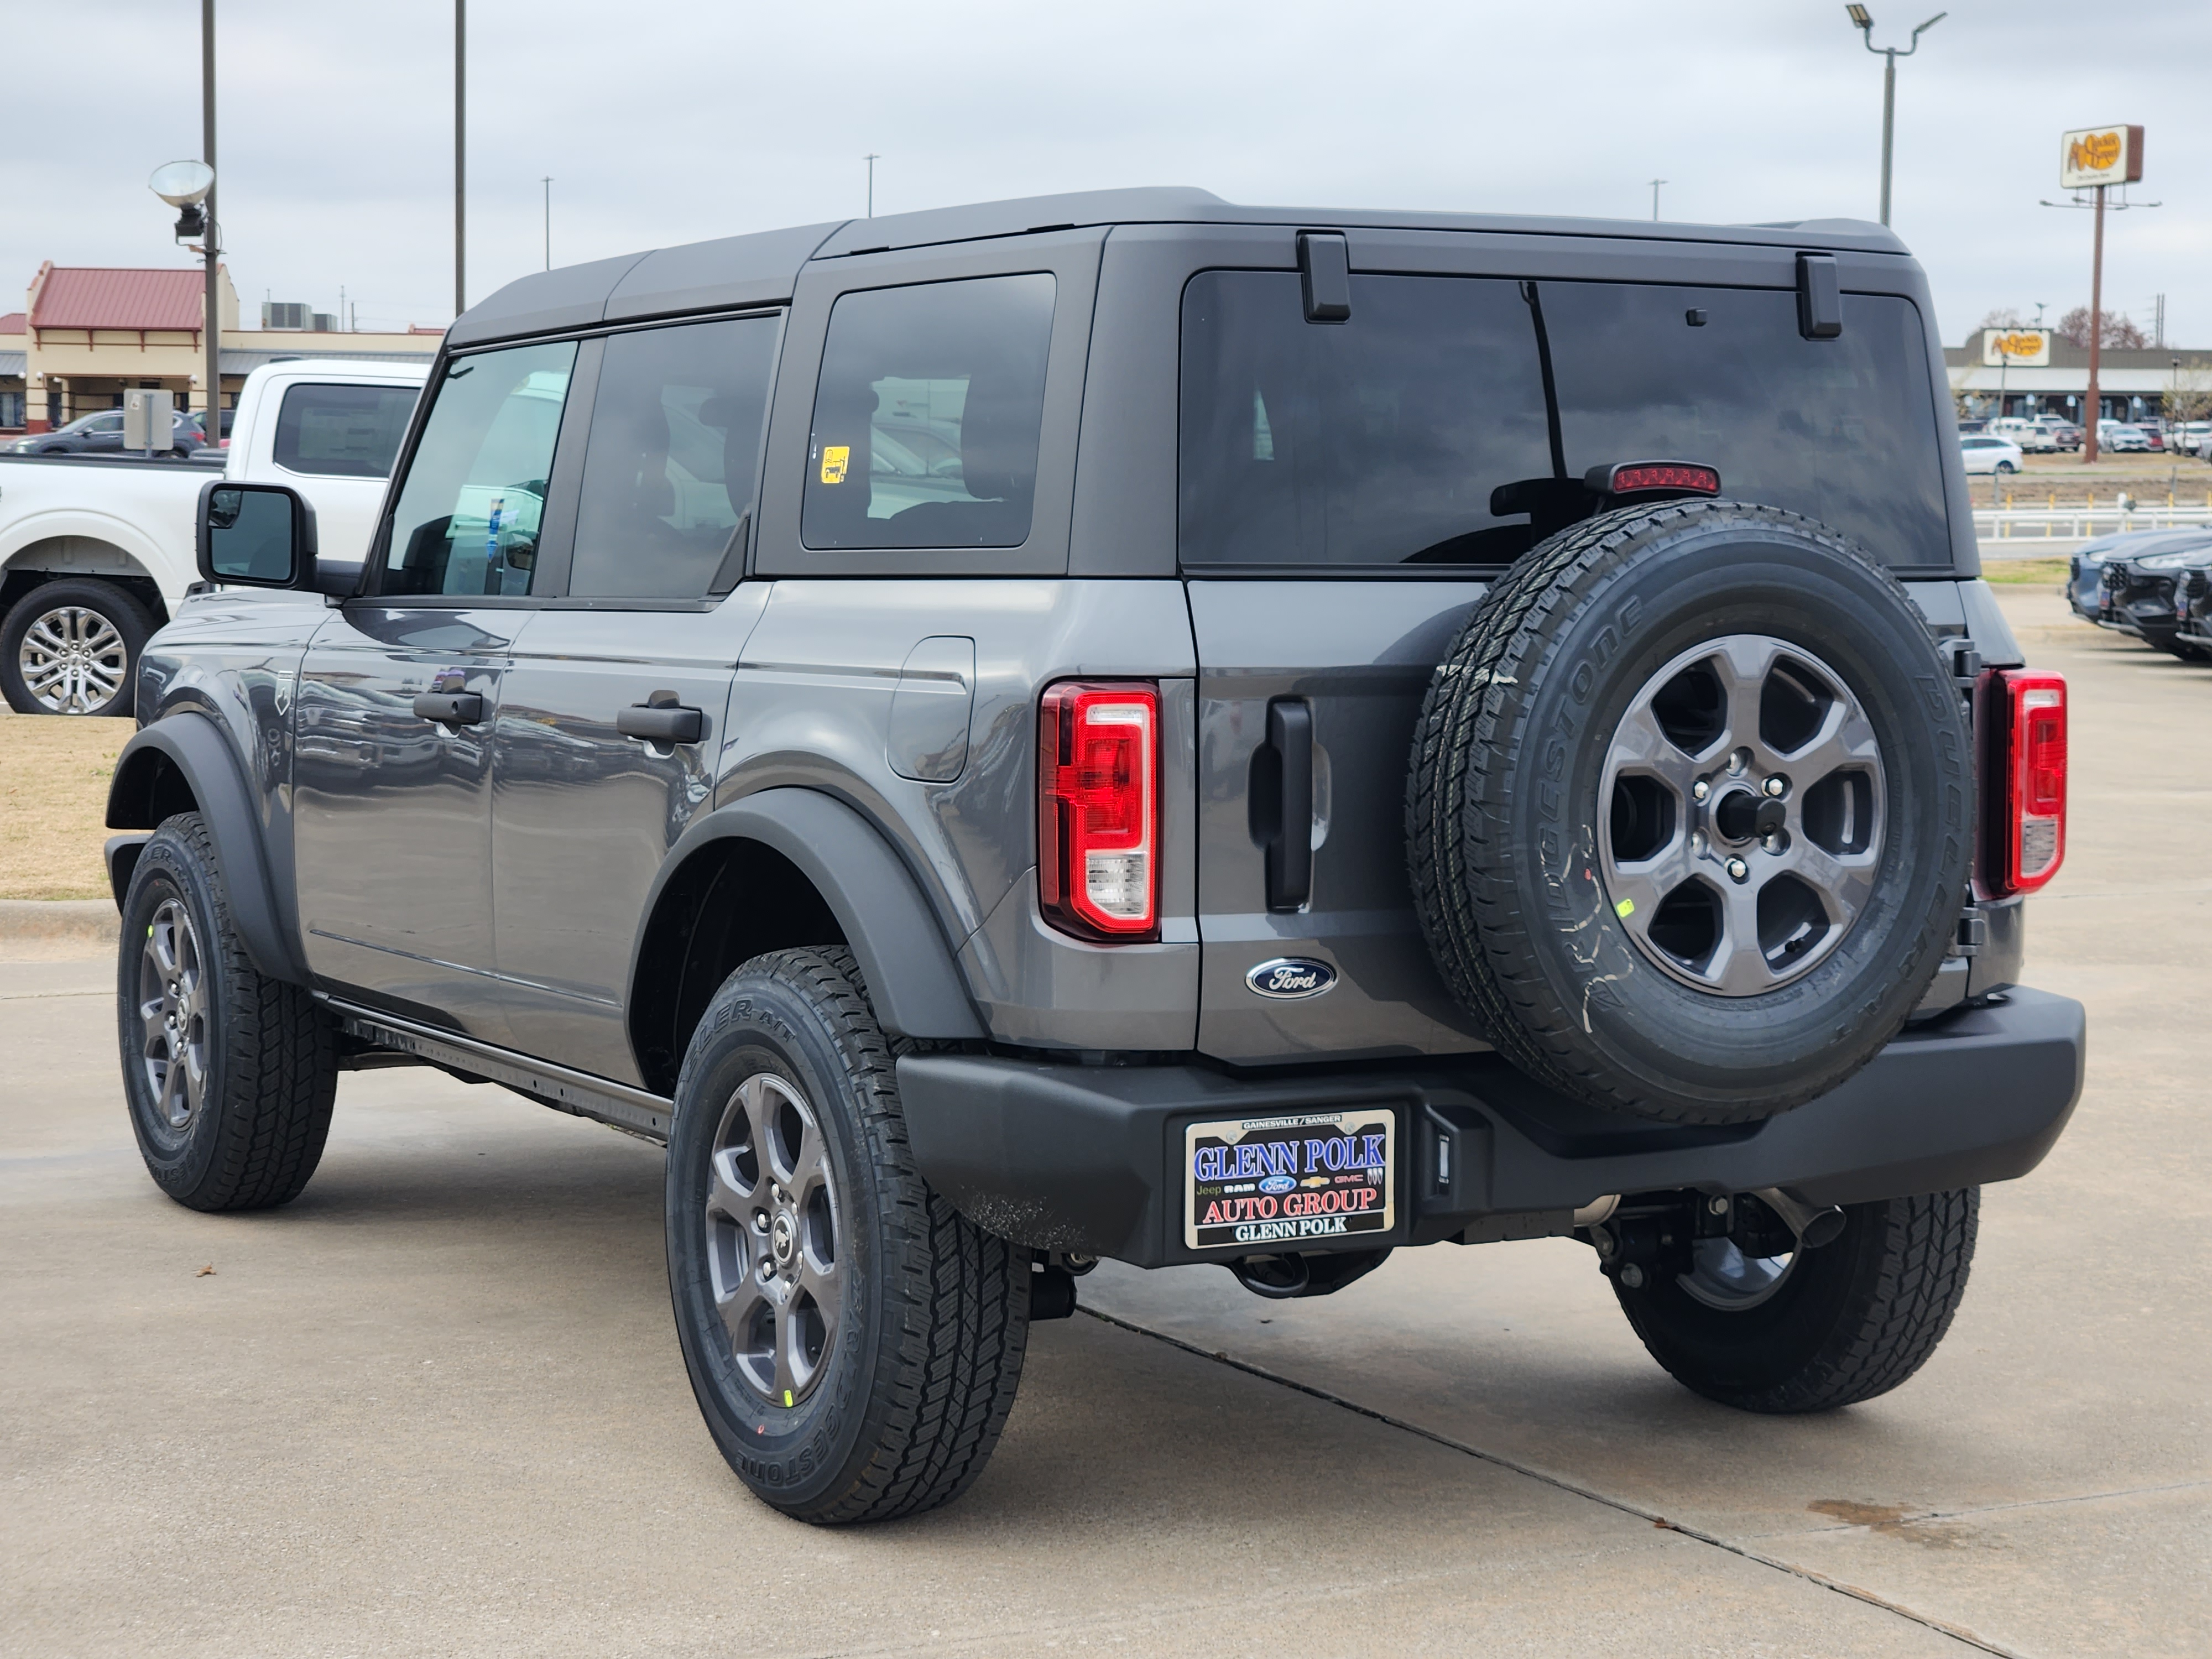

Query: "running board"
left=319, top=995, right=673, bottom=1141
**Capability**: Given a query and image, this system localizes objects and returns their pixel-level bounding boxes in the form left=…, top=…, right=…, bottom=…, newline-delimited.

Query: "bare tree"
left=2057, top=306, right=2151, bottom=349
left=1978, top=306, right=2026, bottom=329
left=2163, top=366, right=2212, bottom=426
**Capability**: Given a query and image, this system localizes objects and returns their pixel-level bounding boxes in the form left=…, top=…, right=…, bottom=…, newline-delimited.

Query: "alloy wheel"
left=137, top=899, right=209, bottom=1132
left=703, top=1072, right=844, bottom=1408
left=19, top=605, right=128, bottom=713
left=1600, top=634, right=1887, bottom=997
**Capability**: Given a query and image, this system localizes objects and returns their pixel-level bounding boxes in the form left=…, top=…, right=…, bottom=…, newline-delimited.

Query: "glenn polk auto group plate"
left=1184, top=1109, right=1396, bottom=1251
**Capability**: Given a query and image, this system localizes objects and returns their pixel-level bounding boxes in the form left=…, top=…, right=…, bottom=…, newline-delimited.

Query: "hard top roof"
left=447, top=186, right=1908, bottom=348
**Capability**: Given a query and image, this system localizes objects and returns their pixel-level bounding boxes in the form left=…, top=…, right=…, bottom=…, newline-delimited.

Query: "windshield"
left=1179, top=272, right=1952, bottom=570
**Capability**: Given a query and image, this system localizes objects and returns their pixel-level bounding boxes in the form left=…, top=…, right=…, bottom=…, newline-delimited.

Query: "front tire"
left=665, top=947, right=1030, bottom=1524
left=1615, top=1188, right=1978, bottom=1412
left=116, top=813, right=338, bottom=1211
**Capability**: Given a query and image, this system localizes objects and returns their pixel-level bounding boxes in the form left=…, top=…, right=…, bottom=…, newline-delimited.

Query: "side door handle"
left=1262, top=698, right=1313, bottom=912
left=617, top=691, right=704, bottom=745
left=412, top=691, right=484, bottom=726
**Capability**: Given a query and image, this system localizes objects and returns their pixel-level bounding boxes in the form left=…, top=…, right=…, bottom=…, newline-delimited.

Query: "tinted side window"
left=1178, top=272, right=1950, bottom=569
left=802, top=274, right=1054, bottom=550
left=273, top=382, right=420, bottom=478
left=567, top=316, right=779, bottom=599
left=380, top=342, right=576, bottom=598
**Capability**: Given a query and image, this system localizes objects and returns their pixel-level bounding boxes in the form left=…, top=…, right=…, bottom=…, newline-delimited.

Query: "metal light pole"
left=1648, top=179, right=1666, bottom=221
left=542, top=176, right=552, bottom=270
left=1845, top=7, right=1945, bottom=227
left=455, top=0, right=466, bottom=317
left=201, top=0, right=220, bottom=436
left=864, top=153, right=880, bottom=218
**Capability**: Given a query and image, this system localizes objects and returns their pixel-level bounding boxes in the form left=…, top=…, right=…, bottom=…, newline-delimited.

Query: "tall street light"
left=1845, top=6, right=1945, bottom=227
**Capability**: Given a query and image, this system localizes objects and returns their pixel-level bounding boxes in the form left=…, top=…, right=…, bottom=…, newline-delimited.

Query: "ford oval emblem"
left=1246, top=957, right=1337, bottom=1000
left=1258, top=1173, right=1296, bottom=1194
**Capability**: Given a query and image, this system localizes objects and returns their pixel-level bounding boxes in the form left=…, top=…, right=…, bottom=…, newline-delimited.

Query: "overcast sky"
left=8, top=0, right=2208, bottom=344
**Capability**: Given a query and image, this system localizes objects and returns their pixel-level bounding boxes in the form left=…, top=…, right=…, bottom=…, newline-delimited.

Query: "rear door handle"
left=1265, top=698, right=1313, bottom=911
left=412, top=691, right=483, bottom=726
left=617, top=692, right=703, bottom=745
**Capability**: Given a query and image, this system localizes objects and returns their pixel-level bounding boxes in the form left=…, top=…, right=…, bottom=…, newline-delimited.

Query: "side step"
left=319, top=995, right=673, bottom=1141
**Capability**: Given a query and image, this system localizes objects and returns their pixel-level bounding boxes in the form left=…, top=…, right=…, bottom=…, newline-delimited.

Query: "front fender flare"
left=105, top=712, right=306, bottom=984
left=634, top=788, right=985, bottom=1043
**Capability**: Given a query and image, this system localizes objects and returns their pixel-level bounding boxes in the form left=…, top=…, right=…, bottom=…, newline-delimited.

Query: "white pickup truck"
left=0, top=357, right=427, bottom=715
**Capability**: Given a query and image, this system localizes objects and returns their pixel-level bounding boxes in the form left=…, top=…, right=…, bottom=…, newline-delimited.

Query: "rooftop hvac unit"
left=262, top=301, right=310, bottom=330
left=311, top=312, right=337, bottom=332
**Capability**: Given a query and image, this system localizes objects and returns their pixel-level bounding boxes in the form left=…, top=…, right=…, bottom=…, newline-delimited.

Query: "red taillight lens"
left=1039, top=680, right=1159, bottom=940
left=1606, top=461, right=1721, bottom=496
left=1996, top=669, right=2067, bottom=895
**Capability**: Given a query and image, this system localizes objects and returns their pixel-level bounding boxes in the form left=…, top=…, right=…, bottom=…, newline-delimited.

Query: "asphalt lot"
left=2, top=586, right=2203, bottom=1657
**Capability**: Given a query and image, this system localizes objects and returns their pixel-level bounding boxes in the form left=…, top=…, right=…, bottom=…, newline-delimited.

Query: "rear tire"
left=1616, top=1188, right=1978, bottom=1412
left=665, top=947, right=1030, bottom=1524
left=116, top=813, right=338, bottom=1211
left=2, top=577, right=152, bottom=717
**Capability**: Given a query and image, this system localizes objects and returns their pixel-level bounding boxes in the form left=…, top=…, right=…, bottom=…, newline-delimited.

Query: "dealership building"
left=0, top=263, right=440, bottom=435
left=1946, top=328, right=2212, bottom=425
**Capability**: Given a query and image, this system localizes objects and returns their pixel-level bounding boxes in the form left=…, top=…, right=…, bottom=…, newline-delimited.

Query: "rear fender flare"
left=632, top=787, right=985, bottom=1045
left=105, top=712, right=305, bottom=983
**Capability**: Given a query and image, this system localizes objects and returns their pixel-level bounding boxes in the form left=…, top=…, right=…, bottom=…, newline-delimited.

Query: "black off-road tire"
left=116, top=813, right=338, bottom=1211
left=665, top=947, right=1030, bottom=1524
left=1, top=577, right=153, bottom=717
left=1406, top=500, right=1973, bottom=1125
left=1617, top=1187, right=1979, bottom=1412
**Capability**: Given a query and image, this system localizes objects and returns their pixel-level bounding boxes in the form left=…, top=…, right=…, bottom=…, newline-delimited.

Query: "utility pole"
left=201, top=0, right=220, bottom=435
left=1845, top=7, right=1945, bottom=227
left=1648, top=179, right=1666, bottom=221
left=542, top=176, right=552, bottom=270
left=455, top=0, right=466, bottom=317
left=2085, top=184, right=2105, bottom=463
left=865, top=153, right=880, bottom=218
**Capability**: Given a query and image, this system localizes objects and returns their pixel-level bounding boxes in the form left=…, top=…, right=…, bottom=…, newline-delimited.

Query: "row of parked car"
left=2068, top=528, right=2212, bottom=663
left=1960, top=415, right=2212, bottom=461
left=6, top=406, right=235, bottom=458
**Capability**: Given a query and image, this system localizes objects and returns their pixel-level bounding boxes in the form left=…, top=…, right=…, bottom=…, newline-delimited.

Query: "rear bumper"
left=898, top=986, right=2085, bottom=1267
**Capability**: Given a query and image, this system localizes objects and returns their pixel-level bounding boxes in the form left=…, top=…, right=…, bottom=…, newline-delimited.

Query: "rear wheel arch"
left=628, top=789, right=987, bottom=1095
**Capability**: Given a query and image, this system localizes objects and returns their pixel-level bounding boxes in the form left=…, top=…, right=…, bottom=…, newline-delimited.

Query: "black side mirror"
left=196, top=481, right=321, bottom=590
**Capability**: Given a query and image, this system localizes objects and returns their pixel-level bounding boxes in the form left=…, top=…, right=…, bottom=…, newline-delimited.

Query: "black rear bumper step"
left=897, top=987, right=2085, bottom=1268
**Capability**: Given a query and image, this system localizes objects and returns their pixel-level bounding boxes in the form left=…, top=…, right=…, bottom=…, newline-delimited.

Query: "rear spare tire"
left=1407, top=500, right=1971, bottom=1125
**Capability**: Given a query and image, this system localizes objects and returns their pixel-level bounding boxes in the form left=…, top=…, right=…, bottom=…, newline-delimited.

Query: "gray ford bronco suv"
left=107, top=188, right=2083, bottom=1524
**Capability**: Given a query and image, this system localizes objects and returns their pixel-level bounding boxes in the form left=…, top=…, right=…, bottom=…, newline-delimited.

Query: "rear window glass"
left=1179, top=272, right=1950, bottom=569
left=273, top=382, right=420, bottom=478
left=802, top=274, right=1054, bottom=550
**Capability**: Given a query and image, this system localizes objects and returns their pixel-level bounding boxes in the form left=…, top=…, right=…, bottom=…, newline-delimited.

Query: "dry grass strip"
left=0, top=711, right=127, bottom=900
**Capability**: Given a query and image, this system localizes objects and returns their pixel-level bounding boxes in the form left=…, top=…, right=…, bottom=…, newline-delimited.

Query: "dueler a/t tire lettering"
left=1406, top=500, right=1973, bottom=1125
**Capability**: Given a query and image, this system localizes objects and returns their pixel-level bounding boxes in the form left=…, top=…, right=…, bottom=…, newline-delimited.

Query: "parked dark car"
left=2174, top=564, right=2212, bottom=653
left=2100, top=537, right=2212, bottom=660
left=108, top=187, right=2082, bottom=1526
left=2068, top=528, right=2212, bottom=623
left=9, top=408, right=205, bottom=457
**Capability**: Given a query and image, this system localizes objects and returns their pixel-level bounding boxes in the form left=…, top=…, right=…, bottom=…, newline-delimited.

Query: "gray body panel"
left=116, top=192, right=2080, bottom=1256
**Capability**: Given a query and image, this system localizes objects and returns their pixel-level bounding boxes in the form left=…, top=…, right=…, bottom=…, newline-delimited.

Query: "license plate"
left=1183, top=1108, right=1396, bottom=1251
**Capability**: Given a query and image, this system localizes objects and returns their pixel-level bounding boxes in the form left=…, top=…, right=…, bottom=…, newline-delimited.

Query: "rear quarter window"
left=1179, top=271, right=1952, bottom=570
left=273, top=381, right=421, bottom=478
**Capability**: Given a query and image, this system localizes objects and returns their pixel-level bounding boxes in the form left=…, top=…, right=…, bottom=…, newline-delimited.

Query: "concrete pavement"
left=2, top=587, right=2202, bottom=1656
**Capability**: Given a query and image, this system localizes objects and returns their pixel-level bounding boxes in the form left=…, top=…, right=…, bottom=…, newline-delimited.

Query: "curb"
left=0, top=898, right=117, bottom=947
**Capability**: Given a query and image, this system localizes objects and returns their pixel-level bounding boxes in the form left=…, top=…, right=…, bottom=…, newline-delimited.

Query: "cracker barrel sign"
left=1982, top=328, right=2052, bottom=368
left=2060, top=125, right=2145, bottom=190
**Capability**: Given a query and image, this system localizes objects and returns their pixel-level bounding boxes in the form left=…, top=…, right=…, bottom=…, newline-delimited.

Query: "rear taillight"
left=1990, top=670, right=2067, bottom=896
left=1039, top=680, right=1159, bottom=940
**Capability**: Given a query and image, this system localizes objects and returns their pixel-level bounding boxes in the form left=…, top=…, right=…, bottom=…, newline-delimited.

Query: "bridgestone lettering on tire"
left=665, top=947, right=1029, bottom=1524
left=1406, top=500, right=1973, bottom=1125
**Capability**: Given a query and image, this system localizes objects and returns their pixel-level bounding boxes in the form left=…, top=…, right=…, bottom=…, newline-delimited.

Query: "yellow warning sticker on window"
left=819, top=445, right=850, bottom=486
left=1614, top=898, right=1635, bottom=918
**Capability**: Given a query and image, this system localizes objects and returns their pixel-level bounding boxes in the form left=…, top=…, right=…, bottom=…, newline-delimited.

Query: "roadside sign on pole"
left=2060, top=126, right=2144, bottom=189
left=1983, top=330, right=2052, bottom=367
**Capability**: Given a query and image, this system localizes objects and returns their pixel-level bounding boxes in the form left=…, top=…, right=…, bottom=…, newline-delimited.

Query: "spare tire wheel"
left=1406, top=500, right=1971, bottom=1125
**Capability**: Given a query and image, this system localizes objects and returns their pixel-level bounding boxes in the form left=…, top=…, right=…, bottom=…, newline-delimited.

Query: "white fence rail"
left=1973, top=503, right=2212, bottom=541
